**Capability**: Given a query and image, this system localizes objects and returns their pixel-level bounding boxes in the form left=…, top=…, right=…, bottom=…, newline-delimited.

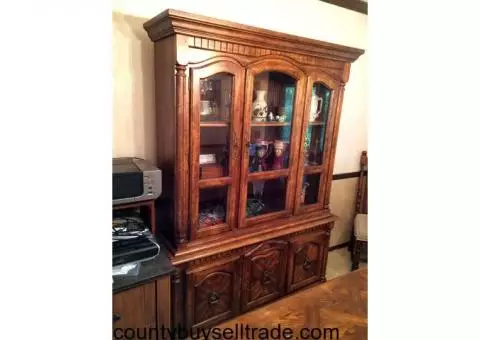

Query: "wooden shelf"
left=248, top=168, right=290, bottom=181
left=245, top=210, right=290, bottom=224
left=308, top=121, right=326, bottom=126
left=200, top=121, right=229, bottom=127
left=251, top=122, right=291, bottom=127
left=303, top=165, right=324, bottom=174
left=199, top=176, right=233, bottom=188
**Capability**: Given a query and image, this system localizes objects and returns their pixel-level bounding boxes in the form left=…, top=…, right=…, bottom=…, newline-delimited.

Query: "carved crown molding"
left=188, top=36, right=343, bottom=70
left=144, top=9, right=365, bottom=63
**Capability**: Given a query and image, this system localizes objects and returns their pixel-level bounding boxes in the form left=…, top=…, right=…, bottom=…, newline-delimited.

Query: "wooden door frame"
left=189, top=56, right=245, bottom=240
left=294, top=71, right=341, bottom=215
left=238, top=56, right=307, bottom=229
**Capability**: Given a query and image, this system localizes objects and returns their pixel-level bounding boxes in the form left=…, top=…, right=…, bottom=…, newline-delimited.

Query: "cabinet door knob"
left=208, top=291, right=220, bottom=305
left=303, top=259, right=312, bottom=271
left=113, top=313, right=121, bottom=323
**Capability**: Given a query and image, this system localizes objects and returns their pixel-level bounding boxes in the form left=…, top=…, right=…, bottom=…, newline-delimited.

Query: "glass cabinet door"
left=295, top=76, right=338, bottom=214
left=190, top=60, right=245, bottom=239
left=239, top=62, right=306, bottom=228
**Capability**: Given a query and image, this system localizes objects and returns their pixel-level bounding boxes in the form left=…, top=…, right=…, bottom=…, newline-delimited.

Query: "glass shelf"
left=200, top=121, right=230, bottom=127
left=308, top=121, right=325, bottom=126
left=251, top=122, right=291, bottom=127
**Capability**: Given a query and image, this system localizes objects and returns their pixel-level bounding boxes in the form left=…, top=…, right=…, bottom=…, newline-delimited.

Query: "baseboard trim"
left=328, top=241, right=350, bottom=251
left=332, top=170, right=367, bottom=180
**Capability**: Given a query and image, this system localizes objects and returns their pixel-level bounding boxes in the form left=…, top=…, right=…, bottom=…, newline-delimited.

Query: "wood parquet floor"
left=215, top=268, right=367, bottom=340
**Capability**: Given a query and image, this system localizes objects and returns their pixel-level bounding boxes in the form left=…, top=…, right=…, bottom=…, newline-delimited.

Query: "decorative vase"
left=252, top=90, right=268, bottom=122
left=200, top=100, right=211, bottom=116
left=309, top=91, right=323, bottom=122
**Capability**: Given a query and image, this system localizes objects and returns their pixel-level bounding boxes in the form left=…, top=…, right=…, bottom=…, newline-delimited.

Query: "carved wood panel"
left=186, top=258, right=242, bottom=329
left=287, top=229, right=329, bottom=292
left=241, top=240, right=288, bottom=312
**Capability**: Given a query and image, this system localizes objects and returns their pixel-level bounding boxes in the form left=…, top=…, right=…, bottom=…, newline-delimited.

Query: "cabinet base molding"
left=171, top=213, right=336, bottom=266
left=171, top=216, right=333, bottom=330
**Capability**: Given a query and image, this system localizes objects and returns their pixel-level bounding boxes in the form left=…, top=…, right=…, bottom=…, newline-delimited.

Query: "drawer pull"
left=303, top=259, right=312, bottom=271
left=208, top=291, right=220, bottom=305
left=113, top=313, right=121, bottom=324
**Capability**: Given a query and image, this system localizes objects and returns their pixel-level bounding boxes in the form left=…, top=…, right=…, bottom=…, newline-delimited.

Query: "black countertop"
left=113, top=244, right=175, bottom=294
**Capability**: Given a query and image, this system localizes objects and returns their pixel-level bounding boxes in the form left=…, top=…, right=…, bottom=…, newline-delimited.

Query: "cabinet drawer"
left=241, top=240, right=288, bottom=312
left=286, top=230, right=329, bottom=293
left=112, top=283, right=157, bottom=335
left=186, top=257, right=242, bottom=329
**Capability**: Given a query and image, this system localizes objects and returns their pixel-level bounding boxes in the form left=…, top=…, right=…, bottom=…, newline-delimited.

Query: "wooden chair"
left=351, top=151, right=368, bottom=271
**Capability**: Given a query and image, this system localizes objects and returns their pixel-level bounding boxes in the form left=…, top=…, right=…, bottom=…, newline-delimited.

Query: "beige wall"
left=329, top=178, right=358, bottom=246
left=112, top=0, right=367, bottom=246
left=113, top=13, right=156, bottom=162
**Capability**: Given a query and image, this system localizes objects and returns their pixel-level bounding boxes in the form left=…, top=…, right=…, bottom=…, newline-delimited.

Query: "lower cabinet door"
left=241, top=240, right=288, bottom=312
left=112, top=283, right=157, bottom=339
left=286, top=229, right=330, bottom=293
left=186, top=257, right=242, bottom=330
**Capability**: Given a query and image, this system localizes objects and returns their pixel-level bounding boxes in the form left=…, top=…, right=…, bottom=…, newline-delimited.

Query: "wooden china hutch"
left=144, top=9, right=364, bottom=330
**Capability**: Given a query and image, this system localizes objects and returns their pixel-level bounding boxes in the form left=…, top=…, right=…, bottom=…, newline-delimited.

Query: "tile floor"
left=326, top=247, right=367, bottom=280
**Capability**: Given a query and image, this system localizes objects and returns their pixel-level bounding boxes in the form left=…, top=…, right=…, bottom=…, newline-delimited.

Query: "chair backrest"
left=356, top=151, right=368, bottom=214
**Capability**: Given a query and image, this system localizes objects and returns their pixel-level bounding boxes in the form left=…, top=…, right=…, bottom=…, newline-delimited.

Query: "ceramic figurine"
left=267, top=111, right=274, bottom=121
left=252, top=90, right=268, bottom=122
left=277, top=107, right=287, bottom=122
left=251, top=140, right=270, bottom=198
left=254, top=140, right=270, bottom=172
left=272, top=140, right=288, bottom=170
